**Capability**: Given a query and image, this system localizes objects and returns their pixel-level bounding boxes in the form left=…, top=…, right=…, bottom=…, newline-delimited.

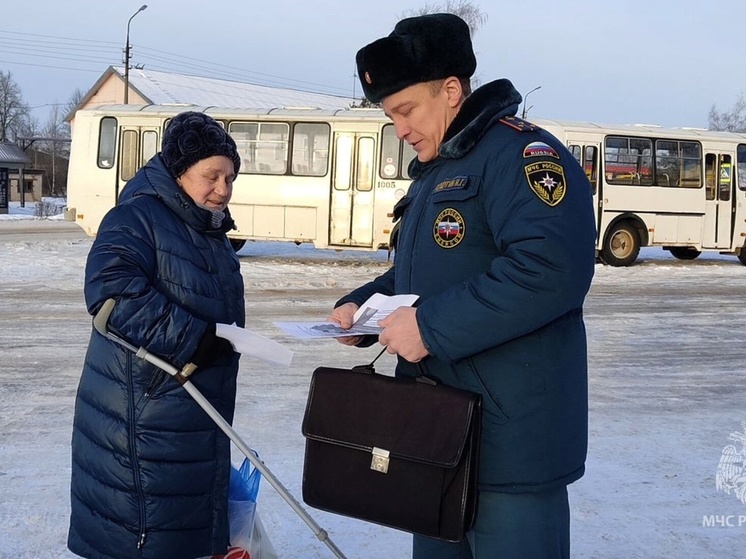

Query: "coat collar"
left=120, top=155, right=235, bottom=234
left=408, top=79, right=522, bottom=178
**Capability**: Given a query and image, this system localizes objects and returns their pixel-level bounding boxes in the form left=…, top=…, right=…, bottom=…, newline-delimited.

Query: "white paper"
left=351, top=293, right=419, bottom=328
left=274, top=293, right=419, bottom=340
left=215, top=323, right=293, bottom=366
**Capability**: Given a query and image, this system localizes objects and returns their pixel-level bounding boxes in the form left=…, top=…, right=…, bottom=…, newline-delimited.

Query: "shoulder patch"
left=499, top=115, right=540, bottom=132
left=524, top=161, right=566, bottom=206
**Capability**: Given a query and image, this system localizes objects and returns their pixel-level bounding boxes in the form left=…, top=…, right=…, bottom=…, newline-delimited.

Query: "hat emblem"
left=364, top=71, right=372, bottom=84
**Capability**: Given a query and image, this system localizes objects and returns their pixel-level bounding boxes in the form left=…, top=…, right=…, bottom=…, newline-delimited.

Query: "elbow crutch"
left=93, top=298, right=347, bottom=559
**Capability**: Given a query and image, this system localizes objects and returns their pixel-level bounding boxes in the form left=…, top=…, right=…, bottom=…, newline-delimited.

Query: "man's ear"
left=443, top=76, right=464, bottom=108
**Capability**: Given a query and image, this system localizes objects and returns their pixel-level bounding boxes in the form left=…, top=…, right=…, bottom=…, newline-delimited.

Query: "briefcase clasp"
left=371, top=447, right=390, bottom=473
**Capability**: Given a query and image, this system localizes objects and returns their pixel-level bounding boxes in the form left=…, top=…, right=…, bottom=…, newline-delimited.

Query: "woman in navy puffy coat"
left=68, top=112, right=246, bottom=559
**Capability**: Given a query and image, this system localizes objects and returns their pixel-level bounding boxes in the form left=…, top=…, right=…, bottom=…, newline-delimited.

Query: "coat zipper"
left=126, top=352, right=148, bottom=550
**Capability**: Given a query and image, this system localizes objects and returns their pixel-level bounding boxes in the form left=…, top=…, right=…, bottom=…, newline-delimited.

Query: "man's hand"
left=378, top=307, right=428, bottom=362
left=326, top=302, right=363, bottom=346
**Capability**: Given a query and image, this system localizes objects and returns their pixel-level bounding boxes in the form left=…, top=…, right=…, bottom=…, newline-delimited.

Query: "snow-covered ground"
left=1, top=214, right=745, bottom=559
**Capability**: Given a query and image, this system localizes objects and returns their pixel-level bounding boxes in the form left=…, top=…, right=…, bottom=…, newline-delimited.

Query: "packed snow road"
left=1, top=221, right=745, bottom=558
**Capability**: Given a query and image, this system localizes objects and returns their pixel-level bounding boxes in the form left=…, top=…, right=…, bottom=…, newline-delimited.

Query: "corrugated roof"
left=121, top=67, right=354, bottom=110
left=0, top=142, right=30, bottom=166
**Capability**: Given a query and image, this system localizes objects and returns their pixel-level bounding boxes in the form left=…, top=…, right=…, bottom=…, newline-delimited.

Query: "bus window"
left=142, top=130, right=158, bottom=167
left=605, top=136, right=653, bottom=185
left=401, top=142, right=416, bottom=179
left=380, top=125, right=400, bottom=179
left=719, top=155, right=732, bottom=201
left=569, top=145, right=581, bottom=164
left=120, top=129, right=139, bottom=182
left=738, top=145, right=746, bottom=191
left=584, top=146, right=598, bottom=194
left=230, top=121, right=289, bottom=175
left=292, top=123, right=330, bottom=176
left=705, top=153, right=717, bottom=200
left=655, top=140, right=701, bottom=188
left=380, top=124, right=416, bottom=180
left=356, top=137, right=375, bottom=191
left=98, top=117, right=117, bottom=169
left=334, top=135, right=353, bottom=190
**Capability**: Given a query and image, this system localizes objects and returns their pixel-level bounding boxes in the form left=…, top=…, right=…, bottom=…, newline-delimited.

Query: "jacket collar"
left=408, top=79, right=522, bottom=178
left=120, top=155, right=235, bottom=234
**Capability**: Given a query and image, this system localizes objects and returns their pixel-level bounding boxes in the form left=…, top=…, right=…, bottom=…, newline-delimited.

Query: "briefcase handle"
left=351, top=347, right=437, bottom=386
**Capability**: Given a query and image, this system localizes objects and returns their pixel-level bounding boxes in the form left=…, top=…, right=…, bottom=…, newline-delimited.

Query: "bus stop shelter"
left=0, top=142, right=31, bottom=214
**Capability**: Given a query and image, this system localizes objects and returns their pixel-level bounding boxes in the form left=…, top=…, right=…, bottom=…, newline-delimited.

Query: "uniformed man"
left=328, top=13, right=596, bottom=559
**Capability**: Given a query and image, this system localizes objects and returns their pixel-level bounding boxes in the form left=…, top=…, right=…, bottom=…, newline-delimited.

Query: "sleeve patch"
left=523, top=141, right=560, bottom=159
left=524, top=162, right=566, bottom=206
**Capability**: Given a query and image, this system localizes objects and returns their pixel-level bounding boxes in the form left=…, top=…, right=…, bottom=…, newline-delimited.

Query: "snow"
left=1, top=213, right=745, bottom=559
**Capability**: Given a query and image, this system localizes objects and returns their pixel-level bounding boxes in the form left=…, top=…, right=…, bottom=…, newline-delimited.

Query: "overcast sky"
left=2, top=0, right=744, bottom=128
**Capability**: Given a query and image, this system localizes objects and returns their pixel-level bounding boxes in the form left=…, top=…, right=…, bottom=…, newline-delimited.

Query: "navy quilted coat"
left=68, top=155, right=245, bottom=559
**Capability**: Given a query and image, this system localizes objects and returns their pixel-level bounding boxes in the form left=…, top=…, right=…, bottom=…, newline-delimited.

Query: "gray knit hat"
left=161, top=111, right=241, bottom=179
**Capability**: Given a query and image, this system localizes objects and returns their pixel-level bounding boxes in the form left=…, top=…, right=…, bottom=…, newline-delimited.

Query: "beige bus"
left=66, top=104, right=415, bottom=252
left=66, top=105, right=746, bottom=265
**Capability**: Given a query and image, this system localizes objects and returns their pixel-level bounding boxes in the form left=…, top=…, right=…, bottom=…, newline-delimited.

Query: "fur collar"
left=409, top=79, right=522, bottom=177
left=440, top=78, right=522, bottom=158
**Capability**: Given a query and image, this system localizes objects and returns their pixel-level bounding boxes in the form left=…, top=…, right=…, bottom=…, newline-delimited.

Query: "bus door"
left=329, top=133, right=376, bottom=247
left=117, top=126, right=160, bottom=203
left=703, top=152, right=734, bottom=249
left=569, top=142, right=601, bottom=238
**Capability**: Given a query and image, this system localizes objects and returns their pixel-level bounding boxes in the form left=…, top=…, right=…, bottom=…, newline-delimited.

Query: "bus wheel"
left=738, top=247, right=746, bottom=266
left=601, top=223, right=640, bottom=266
left=229, top=238, right=247, bottom=252
left=668, top=246, right=701, bottom=260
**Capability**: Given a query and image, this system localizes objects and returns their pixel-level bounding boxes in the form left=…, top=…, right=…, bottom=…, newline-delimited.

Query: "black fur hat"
left=161, top=111, right=241, bottom=179
left=356, top=13, right=476, bottom=103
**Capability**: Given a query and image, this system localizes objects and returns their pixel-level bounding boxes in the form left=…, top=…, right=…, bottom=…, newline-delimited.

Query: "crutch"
left=93, top=298, right=347, bottom=559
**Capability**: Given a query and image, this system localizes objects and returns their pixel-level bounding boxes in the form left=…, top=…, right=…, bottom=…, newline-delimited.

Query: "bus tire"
left=738, top=246, right=746, bottom=266
left=668, top=246, right=701, bottom=260
left=229, top=238, right=247, bottom=252
left=601, top=222, right=640, bottom=267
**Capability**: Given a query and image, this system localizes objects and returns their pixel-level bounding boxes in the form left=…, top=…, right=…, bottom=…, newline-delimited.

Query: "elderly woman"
left=68, top=112, right=246, bottom=559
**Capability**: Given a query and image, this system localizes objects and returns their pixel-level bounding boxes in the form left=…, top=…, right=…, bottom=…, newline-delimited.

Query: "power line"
left=0, top=27, right=352, bottom=97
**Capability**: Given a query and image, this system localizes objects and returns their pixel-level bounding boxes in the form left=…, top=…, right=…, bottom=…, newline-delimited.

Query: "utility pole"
left=124, top=4, right=148, bottom=104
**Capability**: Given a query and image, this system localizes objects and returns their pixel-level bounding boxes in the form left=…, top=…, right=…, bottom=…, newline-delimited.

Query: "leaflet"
left=274, top=293, right=419, bottom=340
left=215, top=323, right=293, bottom=366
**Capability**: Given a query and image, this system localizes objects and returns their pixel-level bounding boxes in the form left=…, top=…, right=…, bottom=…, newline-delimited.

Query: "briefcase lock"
left=371, top=447, right=390, bottom=474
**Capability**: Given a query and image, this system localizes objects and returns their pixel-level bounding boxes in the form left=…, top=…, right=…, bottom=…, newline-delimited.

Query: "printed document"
left=275, top=293, right=419, bottom=340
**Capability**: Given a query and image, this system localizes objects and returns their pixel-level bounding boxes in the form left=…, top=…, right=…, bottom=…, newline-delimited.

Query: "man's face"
left=177, top=155, right=235, bottom=211
left=381, top=80, right=459, bottom=163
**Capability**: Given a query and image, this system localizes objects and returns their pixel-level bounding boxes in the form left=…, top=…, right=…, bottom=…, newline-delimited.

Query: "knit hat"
left=356, top=13, right=476, bottom=103
left=161, top=111, right=241, bottom=179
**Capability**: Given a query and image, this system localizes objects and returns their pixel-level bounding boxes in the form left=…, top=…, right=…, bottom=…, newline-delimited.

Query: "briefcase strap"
left=351, top=346, right=436, bottom=386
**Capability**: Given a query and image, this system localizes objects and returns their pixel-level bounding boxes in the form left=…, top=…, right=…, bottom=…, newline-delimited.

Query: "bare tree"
left=40, top=104, right=68, bottom=196
left=709, top=94, right=746, bottom=132
left=0, top=70, right=30, bottom=141
left=64, top=88, right=86, bottom=120
left=401, top=0, right=489, bottom=38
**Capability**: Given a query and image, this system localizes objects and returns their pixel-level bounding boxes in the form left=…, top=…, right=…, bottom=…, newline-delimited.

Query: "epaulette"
left=499, top=115, right=541, bottom=132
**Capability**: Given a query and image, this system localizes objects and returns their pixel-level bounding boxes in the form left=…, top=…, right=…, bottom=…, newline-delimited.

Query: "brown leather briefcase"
left=301, top=365, right=481, bottom=542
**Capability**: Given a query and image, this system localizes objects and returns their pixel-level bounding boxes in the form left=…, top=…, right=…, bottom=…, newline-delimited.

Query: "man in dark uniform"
left=328, top=13, right=596, bottom=559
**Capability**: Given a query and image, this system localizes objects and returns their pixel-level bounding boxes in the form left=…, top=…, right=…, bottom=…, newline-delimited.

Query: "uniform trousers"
left=412, top=485, right=570, bottom=559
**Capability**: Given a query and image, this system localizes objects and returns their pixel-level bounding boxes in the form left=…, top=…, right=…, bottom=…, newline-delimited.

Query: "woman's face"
left=177, top=155, right=235, bottom=211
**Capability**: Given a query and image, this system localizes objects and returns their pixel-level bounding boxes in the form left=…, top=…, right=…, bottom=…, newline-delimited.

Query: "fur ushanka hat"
left=355, top=13, right=476, bottom=103
left=161, top=111, right=241, bottom=179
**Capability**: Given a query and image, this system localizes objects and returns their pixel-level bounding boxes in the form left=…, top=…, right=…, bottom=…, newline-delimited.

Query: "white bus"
left=66, top=104, right=416, bottom=252
left=66, top=105, right=746, bottom=266
left=536, top=119, right=746, bottom=266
